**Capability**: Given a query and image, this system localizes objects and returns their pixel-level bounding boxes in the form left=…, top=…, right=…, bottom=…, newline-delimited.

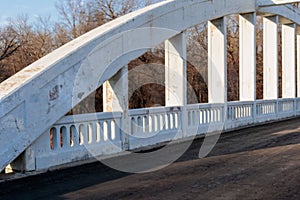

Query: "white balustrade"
left=296, top=98, right=300, bottom=115
left=186, top=104, right=224, bottom=135
left=227, top=101, right=254, bottom=129
left=128, top=107, right=182, bottom=149
left=15, top=98, right=300, bottom=171
left=29, top=112, right=123, bottom=170
left=278, top=98, right=295, bottom=118
left=256, top=99, right=277, bottom=122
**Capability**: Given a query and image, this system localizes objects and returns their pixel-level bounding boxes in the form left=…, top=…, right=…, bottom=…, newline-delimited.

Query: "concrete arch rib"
left=0, top=0, right=272, bottom=172
left=259, top=4, right=300, bottom=23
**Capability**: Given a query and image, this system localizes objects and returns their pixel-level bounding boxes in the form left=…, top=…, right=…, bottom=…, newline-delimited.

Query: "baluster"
left=175, top=112, right=179, bottom=129
left=196, top=110, right=200, bottom=126
left=158, top=114, right=163, bottom=131
left=169, top=113, right=174, bottom=130
left=154, top=115, right=159, bottom=132
left=241, top=106, right=245, bottom=118
left=87, top=123, right=93, bottom=144
left=110, top=120, right=116, bottom=140
left=143, top=116, right=149, bottom=134
left=187, top=111, right=191, bottom=127
left=65, top=125, right=71, bottom=148
left=131, top=117, right=136, bottom=135
left=165, top=113, right=169, bottom=130
left=137, top=116, right=143, bottom=134
left=99, top=121, right=105, bottom=142
left=103, top=121, right=108, bottom=141
left=149, top=115, right=153, bottom=133
left=96, top=122, right=101, bottom=143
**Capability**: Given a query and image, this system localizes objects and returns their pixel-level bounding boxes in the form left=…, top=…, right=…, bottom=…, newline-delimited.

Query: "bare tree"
left=0, top=25, right=20, bottom=62
left=0, top=15, right=56, bottom=82
left=55, top=0, right=107, bottom=39
left=53, top=23, right=71, bottom=47
left=0, top=23, right=22, bottom=82
left=94, top=0, right=138, bottom=21
left=56, top=0, right=89, bottom=39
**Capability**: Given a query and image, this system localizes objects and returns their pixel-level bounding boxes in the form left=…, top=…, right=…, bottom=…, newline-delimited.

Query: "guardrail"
left=14, top=98, right=300, bottom=172
left=128, top=106, right=182, bottom=149
left=16, top=112, right=123, bottom=171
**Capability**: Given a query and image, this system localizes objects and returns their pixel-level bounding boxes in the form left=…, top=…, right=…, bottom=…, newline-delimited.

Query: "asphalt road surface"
left=1, top=118, right=300, bottom=200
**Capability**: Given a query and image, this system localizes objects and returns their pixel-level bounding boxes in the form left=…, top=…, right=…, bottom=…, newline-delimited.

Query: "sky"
left=0, top=0, right=59, bottom=25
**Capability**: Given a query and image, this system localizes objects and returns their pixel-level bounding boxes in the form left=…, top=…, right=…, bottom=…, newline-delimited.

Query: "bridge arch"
left=1, top=0, right=300, bottom=172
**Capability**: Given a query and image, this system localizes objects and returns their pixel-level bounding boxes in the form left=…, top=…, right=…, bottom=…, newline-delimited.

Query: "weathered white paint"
left=239, top=13, right=257, bottom=101
left=263, top=16, right=279, bottom=99
left=282, top=23, right=296, bottom=98
left=259, top=4, right=300, bottom=24
left=208, top=18, right=227, bottom=103
left=20, top=98, right=299, bottom=171
left=165, top=32, right=187, bottom=107
left=258, top=0, right=300, bottom=7
left=2, top=0, right=300, bottom=172
left=103, top=66, right=130, bottom=150
left=128, top=107, right=182, bottom=149
left=103, top=66, right=129, bottom=112
left=0, top=0, right=259, bottom=172
left=165, top=32, right=188, bottom=138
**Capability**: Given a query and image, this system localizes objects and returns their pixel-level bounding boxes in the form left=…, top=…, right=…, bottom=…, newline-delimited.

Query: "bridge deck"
left=1, top=117, right=300, bottom=200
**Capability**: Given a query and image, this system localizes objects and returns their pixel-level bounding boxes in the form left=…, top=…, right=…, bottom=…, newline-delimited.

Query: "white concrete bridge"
left=1, top=0, right=300, bottom=173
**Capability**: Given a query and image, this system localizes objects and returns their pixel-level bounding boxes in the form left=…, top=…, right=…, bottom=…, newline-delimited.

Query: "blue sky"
left=0, top=0, right=59, bottom=25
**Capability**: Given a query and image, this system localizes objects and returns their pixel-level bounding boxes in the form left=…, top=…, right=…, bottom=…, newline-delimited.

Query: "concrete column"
left=165, top=32, right=187, bottom=107
left=239, top=13, right=256, bottom=101
left=103, top=66, right=129, bottom=112
left=263, top=16, right=278, bottom=100
left=103, top=66, right=129, bottom=150
left=208, top=18, right=227, bottom=103
left=165, top=32, right=187, bottom=138
left=10, top=146, right=36, bottom=172
left=282, top=23, right=296, bottom=98
left=297, top=30, right=300, bottom=97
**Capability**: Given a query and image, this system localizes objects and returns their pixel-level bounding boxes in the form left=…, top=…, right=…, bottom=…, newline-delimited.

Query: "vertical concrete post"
left=10, top=146, right=36, bottom=172
left=282, top=23, right=296, bottom=98
left=11, top=130, right=50, bottom=172
left=208, top=18, right=227, bottom=104
left=165, top=32, right=187, bottom=137
left=165, top=32, right=187, bottom=107
left=103, top=66, right=128, bottom=112
left=297, top=29, right=300, bottom=97
left=239, top=13, right=256, bottom=101
left=103, top=66, right=129, bottom=150
left=263, top=16, right=278, bottom=100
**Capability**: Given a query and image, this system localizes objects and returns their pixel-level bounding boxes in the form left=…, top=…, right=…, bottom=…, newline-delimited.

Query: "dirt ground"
left=1, top=118, right=300, bottom=200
